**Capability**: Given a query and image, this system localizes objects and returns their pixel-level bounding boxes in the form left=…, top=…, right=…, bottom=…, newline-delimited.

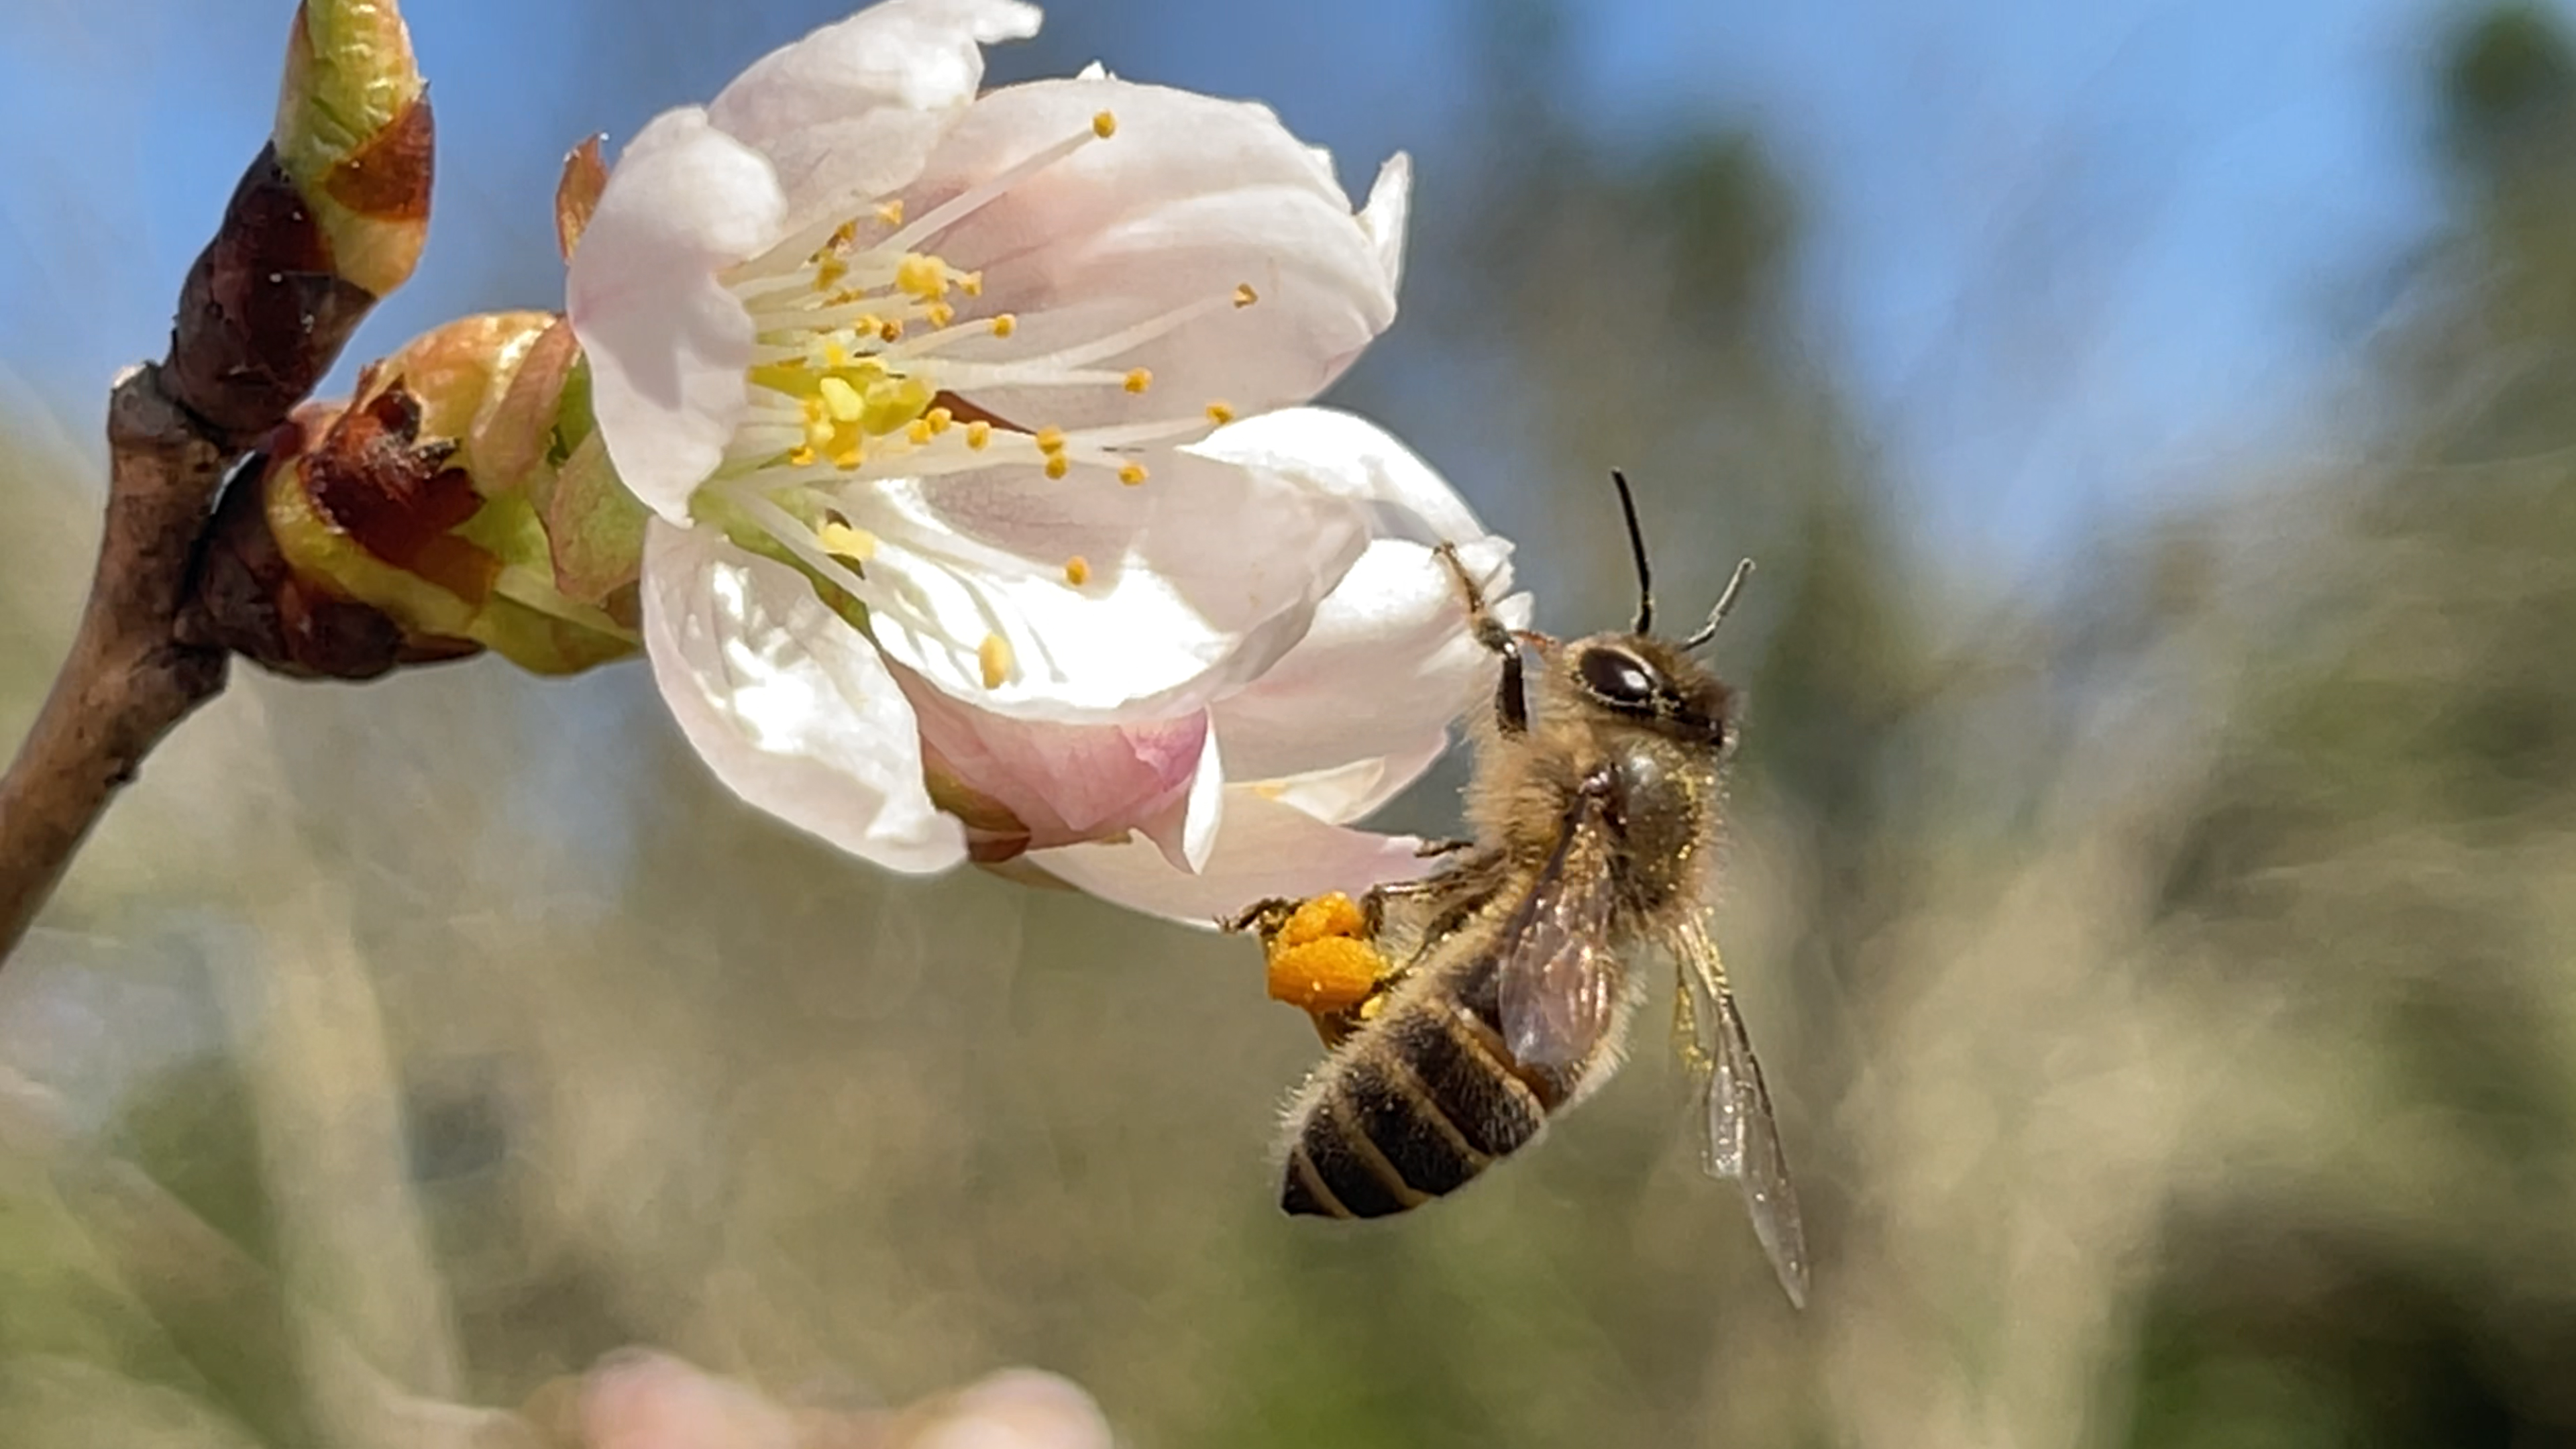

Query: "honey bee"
left=1227, top=472, right=1809, bottom=1307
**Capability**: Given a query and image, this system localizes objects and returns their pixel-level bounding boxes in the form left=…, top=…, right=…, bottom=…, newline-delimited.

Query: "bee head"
left=1566, top=633, right=1736, bottom=754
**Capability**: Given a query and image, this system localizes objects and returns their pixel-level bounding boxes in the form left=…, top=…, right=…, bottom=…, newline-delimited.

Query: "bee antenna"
left=1611, top=469, right=1654, bottom=635
left=1683, top=558, right=1756, bottom=649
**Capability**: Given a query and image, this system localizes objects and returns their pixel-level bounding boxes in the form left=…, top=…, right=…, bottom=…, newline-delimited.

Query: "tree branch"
left=0, top=368, right=233, bottom=956
left=0, top=0, right=430, bottom=962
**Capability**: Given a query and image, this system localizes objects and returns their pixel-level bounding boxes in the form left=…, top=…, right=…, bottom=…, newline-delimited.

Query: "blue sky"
left=0, top=0, right=2509, bottom=577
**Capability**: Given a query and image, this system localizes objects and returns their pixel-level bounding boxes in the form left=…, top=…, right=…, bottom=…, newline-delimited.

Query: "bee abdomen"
left=1281, top=1000, right=1552, bottom=1219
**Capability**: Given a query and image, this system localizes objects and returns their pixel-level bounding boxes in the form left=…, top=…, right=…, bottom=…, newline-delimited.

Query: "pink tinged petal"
left=1358, top=152, right=1411, bottom=294
left=908, top=78, right=1401, bottom=431
left=643, top=521, right=965, bottom=873
left=1031, top=787, right=1438, bottom=926
left=1132, top=723, right=1226, bottom=871
left=580, top=1351, right=798, bottom=1449
left=568, top=109, right=784, bottom=521
left=708, top=0, right=1040, bottom=231
left=898, top=666, right=1211, bottom=860
left=906, top=1368, right=1115, bottom=1449
left=1184, top=407, right=1491, bottom=544
left=1212, top=537, right=1532, bottom=796
left=841, top=449, right=1371, bottom=724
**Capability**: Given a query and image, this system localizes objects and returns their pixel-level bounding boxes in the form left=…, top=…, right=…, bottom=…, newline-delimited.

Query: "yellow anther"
left=879, top=319, right=906, bottom=342
left=906, top=418, right=934, bottom=445
left=803, top=415, right=835, bottom=449
left=965, top=420, right=993, bottom=449
left=876, top=199, right=905, bottom=227
left=1124, top=368, right=1152, bottom=394
left=1092, top=111, right=1118, bottom=138
left=857, top=372, right=934, bottom=436
left=826, top=220, right=859, bottom=250
left=1233, top=282, right=1258, bottom=308
left=1044, top=454, right=1071, bottom=480
left=814, top=256, right=849, bottom=289
left=821, top=339, right=852, bottom=368
left=925, top=301, right=955, bottom=328
left=959, top=271, right=985, bottom=297
left=1064, top=555, right=1091, bottom=586
left=832, top=442, right=865, bottom=470
left=1205, top=400, right=1236, bottom=425
left=1118, top=461, right=1148, bottom=486
left=979, top=633, right=1014, bottom=689
left=925, top=406, right=954, bottom=433
left=849, top=317, right=879, bottom=340
left=896, top=252, right=950, bottom=300
left=818, top=520, right=878, bottom=561
left=788, top=445, right=816, bottom=468
left=816, top=376, right=867, bottom=423
left=1034, top=426, right=1067, bottom=453
left=989, top=313, right=1017, bottom=337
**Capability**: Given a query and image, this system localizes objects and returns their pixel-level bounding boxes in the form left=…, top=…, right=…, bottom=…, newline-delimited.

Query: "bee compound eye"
left=1578, top=646, right=1659, bottom=707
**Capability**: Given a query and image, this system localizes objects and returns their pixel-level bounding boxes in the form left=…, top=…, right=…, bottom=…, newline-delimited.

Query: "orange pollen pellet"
left=1265, top=937, right=1386, bottom=1014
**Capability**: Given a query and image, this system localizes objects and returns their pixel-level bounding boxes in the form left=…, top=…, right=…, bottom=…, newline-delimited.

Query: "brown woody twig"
left=0, top=1, right=431, bottom=961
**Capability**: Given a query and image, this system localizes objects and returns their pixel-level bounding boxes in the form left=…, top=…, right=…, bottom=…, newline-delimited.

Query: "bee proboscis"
left=1228, top=473, right=1810, bottom=1307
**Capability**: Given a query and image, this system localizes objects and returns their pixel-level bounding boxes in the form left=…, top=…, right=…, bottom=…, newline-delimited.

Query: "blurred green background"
left=9, top=0, right=2576, bottom=1444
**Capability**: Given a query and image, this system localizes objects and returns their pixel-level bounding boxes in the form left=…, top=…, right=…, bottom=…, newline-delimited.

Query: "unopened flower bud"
left=168, top=0, right=433, bottom=445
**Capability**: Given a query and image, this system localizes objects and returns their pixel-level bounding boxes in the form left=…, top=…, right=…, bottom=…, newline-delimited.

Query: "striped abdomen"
left=1279, top=967, right=1586, bottom=1219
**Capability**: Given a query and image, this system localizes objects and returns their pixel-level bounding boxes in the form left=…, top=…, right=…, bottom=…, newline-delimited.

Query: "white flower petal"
left=908, top=78, right=1399, bottom=431
left=1212, top=536, right=1529, bottom=794
left=1358, top=152, right=1411, bottom=295
left=643, top=520, right=965, bottom=872
left=708, top=0, right=1039, bottom=231
left=1184, top=407, right=1489, bottom=544
left=839, top=449, right=1371, bottom=724
left=568, top=109, right=784, bottom=520
left=1031, top=788, right=1436, bottom=926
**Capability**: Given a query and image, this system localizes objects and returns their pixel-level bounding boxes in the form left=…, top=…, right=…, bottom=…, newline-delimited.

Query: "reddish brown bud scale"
left=300, top=386, right=498, bottom=602
left=319, top=95, right=435, bottom=221
left=164, top=145, right=384, bottom=445
left=556, top=135, right=608, bottom=262
left=182, top=407, right=480, bottom=680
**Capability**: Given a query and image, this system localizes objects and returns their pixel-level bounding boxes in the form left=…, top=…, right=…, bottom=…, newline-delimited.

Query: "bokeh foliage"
left=7, top=2, right=2576, bottom=1446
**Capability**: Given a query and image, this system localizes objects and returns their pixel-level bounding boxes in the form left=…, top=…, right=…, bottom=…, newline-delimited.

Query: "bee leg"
left=1222, top=897, right=1303, bottom=937
left=1311, top=1003, right=1368, bottom=1049
left=1413, top=837, right=1477, bottom=858
left=1433, top=541, right=1527, bottom=737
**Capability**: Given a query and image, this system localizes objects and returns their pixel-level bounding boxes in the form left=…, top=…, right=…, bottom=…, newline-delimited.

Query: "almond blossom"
left=568, top=0, right=1514, bottom=916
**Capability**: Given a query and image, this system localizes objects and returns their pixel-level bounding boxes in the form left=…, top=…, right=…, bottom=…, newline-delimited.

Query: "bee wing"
left=1672, top=916, right=1810, bottom=1309
left=1494, top=790, right=1625, bottom=1072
